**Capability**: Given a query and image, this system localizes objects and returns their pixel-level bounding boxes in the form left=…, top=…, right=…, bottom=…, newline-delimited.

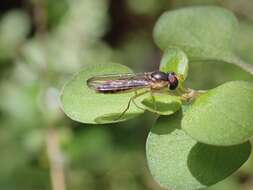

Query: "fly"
left=86, top=71, right=179, bottom=119
left=87, top=71, right=179, bottom=93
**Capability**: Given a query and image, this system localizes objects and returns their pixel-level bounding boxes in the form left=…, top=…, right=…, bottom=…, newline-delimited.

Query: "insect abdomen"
left=96, top=86, right=134, bottom=93
left=95, top=80, right=148, bottom=93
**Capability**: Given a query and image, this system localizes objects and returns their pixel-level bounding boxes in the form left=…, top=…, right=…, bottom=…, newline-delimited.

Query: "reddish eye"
left=168, top=73, right=178, bottom=90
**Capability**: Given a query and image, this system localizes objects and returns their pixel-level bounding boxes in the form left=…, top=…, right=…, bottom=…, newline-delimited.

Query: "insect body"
left=87, top=71, right=179, bottom=93
left=86, top=71, right=179, bottom=120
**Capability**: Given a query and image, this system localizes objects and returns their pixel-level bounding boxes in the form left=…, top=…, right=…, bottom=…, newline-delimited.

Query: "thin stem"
left=46, top=128, right=66, bottom=190
left=32, top=1, right=67, bottom=190
left=179, top=87, right=207, bottom=102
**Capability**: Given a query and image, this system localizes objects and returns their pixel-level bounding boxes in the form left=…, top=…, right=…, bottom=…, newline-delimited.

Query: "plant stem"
left=32, top=1, right=67, bottom=190
left=180, top=88, right=207, bottom=102
left=46, top=128, right=66, bottom=190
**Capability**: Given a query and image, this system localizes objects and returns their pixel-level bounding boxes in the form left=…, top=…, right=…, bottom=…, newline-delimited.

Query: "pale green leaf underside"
left=147, top=112, right=251, bottom=190
left=60, top=63, right=144, bottom=124
left=159, top=47, right=189, bottom=80
left=141, top=93, right=181, bottom=115
left=182, top=81, right=253, bottom=146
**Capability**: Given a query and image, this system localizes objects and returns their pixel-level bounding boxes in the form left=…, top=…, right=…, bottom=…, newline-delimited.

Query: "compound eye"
left=168, top=73, right=178, bottom=90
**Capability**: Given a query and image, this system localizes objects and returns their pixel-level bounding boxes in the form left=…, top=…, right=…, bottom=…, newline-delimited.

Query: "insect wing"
left=87, top=73, right=151, bottom=93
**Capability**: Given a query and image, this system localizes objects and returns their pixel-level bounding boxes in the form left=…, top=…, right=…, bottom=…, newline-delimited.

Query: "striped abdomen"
left=87, top=78, right=150, bottom=94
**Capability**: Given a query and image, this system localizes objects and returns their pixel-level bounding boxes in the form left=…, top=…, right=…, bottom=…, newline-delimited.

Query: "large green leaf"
left=146, top=112, right=251, bottom=190
left=182, top=81, right=253, bottom=146
left=154, top=6, right=237, bottom=61
left=154, top=6, right=237, bottom=58
left=153, top=6, right=253, bottom=75
left=60, top=63, right=145, bottom=124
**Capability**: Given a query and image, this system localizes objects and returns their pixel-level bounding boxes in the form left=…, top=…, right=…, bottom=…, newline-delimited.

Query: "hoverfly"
left=87, top=71, right=179, bottom=119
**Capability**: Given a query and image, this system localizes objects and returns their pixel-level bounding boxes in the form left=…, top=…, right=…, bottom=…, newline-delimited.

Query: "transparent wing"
left=86, top=72, right=151, bottom=93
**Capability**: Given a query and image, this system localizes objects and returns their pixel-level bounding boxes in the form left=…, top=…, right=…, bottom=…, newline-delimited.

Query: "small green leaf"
left=146, top=112, right=251, bottom=190
left=60, top=63, right=144, bottom=124
left=141, top=93, right=181, bottom=115
left=160, top=47, right=189, bottom=80
left=182, top=81, right=253, bottom=146
left=154, top=6, right=237, bottom=61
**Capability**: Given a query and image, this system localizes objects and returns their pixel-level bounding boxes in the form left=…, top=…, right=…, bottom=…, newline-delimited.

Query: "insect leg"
left=117, top=90, right=149, bottom=120
left=132, top=90, right=146, bottom=111
left=150, top=90, right=157, bottom=110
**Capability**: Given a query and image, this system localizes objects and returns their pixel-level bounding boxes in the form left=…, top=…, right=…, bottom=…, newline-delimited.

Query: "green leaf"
left=160, top=47, right=189, bottom=80
left=182, top=81, right=253, bottom=146
left=146, top=111, right=251, bottom=190
left=141, top=93, right=181, bottom=115
left=0, top=10, right=30, bottom=61
left=154, top=6, right=237, bottom=61
left=60, top=63, right=145, bottom=124
left=154, top=6, right=253, bottom=75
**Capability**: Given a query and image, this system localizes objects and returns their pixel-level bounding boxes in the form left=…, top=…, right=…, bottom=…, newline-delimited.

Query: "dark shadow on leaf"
left=187, top=142, right=251, bottom=186
left=150, top=109, right=182, bottom=135
left=186, top=60, right=253, bottom=90
left=94, top=113, right=140, bottom=124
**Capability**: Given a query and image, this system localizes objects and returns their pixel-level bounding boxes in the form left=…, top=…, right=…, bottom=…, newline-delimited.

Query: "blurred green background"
left=0, top=0, right=253, bottom=190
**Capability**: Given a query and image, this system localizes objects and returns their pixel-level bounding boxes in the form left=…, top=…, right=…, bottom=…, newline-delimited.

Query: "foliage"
left=147, top=112, right=250, bottom=190
left=1, top=1, right=253, bottom=190
left=60, top=5, right=253, bottom=190
left=182, top=81, right=253, bottom=146
left=61, top=63, right=144, bottom=124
